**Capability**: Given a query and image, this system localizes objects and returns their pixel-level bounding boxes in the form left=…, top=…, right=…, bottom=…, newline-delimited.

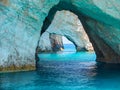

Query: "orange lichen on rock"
left=0, top=0, right=9, bottom=6
left=0, top=65, right=36, bottom=73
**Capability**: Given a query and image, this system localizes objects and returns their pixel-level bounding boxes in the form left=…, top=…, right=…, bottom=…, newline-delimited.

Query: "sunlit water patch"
left=38, top=44, right=96, bottom=61
left=38, top=51, right=96, bottom=61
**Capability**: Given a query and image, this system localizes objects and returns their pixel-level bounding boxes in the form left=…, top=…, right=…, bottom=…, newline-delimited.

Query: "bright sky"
left=62, top=36, right=73, bottom=44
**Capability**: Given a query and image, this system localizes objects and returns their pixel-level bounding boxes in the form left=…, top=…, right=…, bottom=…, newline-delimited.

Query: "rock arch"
left=41, top=0, right=120, bottom=63
left=39, top=10, right=93, bottom=52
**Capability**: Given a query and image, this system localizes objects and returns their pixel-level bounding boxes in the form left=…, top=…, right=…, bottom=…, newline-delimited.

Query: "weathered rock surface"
left=38, top=32, right=64, bottom=52
left=50, top=33, right=64, bottom=52
left=38, top=32, right=52, bottom=52
left=46, top=10, right=93, bottom=51
left=0, top=0, right=120, bottom=72
left=39, top=10, right=93, bottom=52
left=0, top=0, right=59, bottom=71
left=41, top=0, right=120, bottom=63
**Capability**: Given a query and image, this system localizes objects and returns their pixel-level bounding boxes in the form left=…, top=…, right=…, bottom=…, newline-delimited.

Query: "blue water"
left=1, top=44, right=120, bottom=90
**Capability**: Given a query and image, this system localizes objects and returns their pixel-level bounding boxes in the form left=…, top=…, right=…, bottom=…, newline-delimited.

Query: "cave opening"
left=38, top=0, right=105, bottom=63
left=39, top=10, right=95, bottom=52
left=38, top=10, right=96, bottom=62
left=62, top=36, right=76, bottom=52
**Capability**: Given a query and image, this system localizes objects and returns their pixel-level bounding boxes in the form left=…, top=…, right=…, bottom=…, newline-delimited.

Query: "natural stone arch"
left=39, top=10, right=93, bottom=52
left=47, top=10, right=93, bottom=51
left=41, top=0, right=120, bottom=63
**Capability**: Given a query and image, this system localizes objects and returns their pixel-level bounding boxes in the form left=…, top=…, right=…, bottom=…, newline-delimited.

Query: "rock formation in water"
left=46, top=10, right=93, bottom=51
left=38, top=32, right=63, bottom=52
left=39, top=11, right=93, bottom=52
left=0, top=0, right=120, bottom=71
left=49, top=33, right=64, bottom=52
left=41, top=0, right=120, bottom=63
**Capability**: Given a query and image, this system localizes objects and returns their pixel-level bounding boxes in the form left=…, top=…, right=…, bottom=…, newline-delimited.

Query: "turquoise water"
left=1, top=44, right=120, bottom=90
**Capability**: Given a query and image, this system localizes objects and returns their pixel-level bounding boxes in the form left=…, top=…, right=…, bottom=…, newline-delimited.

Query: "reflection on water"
left=1, top=59, right=120, bottom=90
left=0, top=46, right=120, bottom=90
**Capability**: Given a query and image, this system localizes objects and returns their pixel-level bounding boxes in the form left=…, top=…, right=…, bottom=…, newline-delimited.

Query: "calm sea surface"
left=1, top=44, right=120, bottom=90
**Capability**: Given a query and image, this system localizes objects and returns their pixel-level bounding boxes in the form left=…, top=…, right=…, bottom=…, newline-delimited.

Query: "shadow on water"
left=36, top=60, right=120, bottom=89
left=1, top=52, right=120, bottom=90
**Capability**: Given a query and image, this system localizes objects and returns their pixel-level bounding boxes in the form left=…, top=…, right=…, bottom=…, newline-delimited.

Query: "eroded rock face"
left=39, top=10, right=93, bottom=52
left=0, top=0, right=59, bottom=71
left=46, top=10, right=93, bottom=51
left=41, top=0, right=120, bottom=63
left=0, top=0, right=120, bottom=72
left=38, top=32, right=52, bottom=52
left=50, top=33, right=64, bottom=52
left=38, top=32, right=64, bottom=52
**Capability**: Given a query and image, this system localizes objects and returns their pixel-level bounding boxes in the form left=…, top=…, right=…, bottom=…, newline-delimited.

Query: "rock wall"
left=38, top=32, right=52, bottom=52
left=38, top=32, right=63, bottom=52
left=0, top=0, right=59, bottom=71
left=50, top=33, right=64, bottom=52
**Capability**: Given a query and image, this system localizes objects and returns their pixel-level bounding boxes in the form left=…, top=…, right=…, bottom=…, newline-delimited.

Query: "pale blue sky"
left=62, top=36, right=73, bottom=44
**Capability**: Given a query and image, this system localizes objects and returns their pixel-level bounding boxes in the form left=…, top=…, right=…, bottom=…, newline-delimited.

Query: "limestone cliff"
left=0, top=0, right=59, bottom=71
left=38, top=32, right=52, bottom=52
